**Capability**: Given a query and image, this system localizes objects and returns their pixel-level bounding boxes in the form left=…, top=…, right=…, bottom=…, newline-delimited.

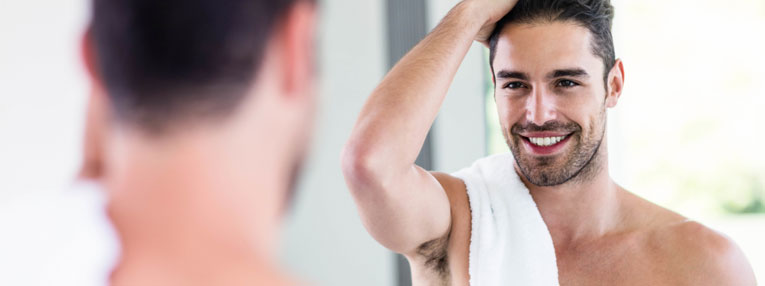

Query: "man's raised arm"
left=341, top=0, right=516, bottom=256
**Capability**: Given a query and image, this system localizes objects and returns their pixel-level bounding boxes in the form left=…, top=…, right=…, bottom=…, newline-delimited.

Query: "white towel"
left=452, top=153, right=559, bottom=286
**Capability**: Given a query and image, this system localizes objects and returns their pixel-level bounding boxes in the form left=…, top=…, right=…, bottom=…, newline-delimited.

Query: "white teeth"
left=528, top=135, right=566, bottom=147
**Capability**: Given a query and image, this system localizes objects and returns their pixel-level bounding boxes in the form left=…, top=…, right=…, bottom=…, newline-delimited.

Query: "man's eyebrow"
left=496, top=70, right=529, bottom=81
left=547, top=68, right=589, bottom=79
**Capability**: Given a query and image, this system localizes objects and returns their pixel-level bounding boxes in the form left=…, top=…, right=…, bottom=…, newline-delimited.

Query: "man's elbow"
left=341, top=142, right=384, bottom=193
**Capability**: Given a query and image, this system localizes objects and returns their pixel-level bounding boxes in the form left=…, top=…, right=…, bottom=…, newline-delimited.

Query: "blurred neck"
left=103, top=120, right=295, bottom=285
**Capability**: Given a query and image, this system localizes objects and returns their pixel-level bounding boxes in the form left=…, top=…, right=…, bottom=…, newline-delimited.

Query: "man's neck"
left=520, top=148, right=625, bottom=249
left=103, top=128, right=292, bottom=285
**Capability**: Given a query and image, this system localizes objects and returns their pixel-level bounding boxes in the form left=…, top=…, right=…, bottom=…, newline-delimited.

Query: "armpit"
left=416, top=233, right=451, bottom=283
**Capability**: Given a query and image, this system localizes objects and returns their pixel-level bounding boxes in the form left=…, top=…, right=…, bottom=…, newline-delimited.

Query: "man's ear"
left=79, top=27, right=109, bottom=180
left=279, top=1, right=317, bottom=99
left=605, top=59, right=625, bottom=108
left=81, top=27, right=102, bottom=86
left=79, top=92, right=109, bottom=180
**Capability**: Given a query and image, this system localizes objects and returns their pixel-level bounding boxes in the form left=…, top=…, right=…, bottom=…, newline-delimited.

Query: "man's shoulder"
left=650, top=219, right=734, bottom=258
left=430, top=172, right=469, bottom=214
left=621, top=191, right=755, bottom=284
left=645, top=220, right=756, bottom=285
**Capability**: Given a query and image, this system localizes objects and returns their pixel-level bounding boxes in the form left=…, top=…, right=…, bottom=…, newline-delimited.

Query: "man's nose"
left=524, top=87, right=557, bottom=126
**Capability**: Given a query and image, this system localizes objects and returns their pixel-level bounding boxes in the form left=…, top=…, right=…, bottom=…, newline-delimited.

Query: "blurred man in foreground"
left=342, top=0, right=755, bottom=284
left=84, top=0, right=318, bottom=284
left=1, top=0, right=317, bottom=285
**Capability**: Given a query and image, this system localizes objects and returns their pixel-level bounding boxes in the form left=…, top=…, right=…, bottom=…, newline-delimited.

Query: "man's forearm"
left=345, top=1, right=485, bottom=176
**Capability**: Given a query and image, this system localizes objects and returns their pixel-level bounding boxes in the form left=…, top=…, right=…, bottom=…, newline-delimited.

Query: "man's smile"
left=519, top=133, right=574, bottom=156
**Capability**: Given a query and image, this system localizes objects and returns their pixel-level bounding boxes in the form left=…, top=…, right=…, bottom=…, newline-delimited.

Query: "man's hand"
left=466, top=0, right=519, bottom=45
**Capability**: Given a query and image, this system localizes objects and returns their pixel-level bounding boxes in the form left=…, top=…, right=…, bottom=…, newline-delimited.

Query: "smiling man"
left=342, top=0, right=756, bottom=285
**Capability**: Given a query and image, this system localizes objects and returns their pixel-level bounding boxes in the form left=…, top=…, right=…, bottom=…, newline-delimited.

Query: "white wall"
left=429, top=0, right=488, bottom=173
left=0, top=0, right=89, bottom=200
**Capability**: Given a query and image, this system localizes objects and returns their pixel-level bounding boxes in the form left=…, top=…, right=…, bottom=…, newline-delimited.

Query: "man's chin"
left=513, top=154, right=572, bottom=186
left=523, top=173, right=568, bottom=187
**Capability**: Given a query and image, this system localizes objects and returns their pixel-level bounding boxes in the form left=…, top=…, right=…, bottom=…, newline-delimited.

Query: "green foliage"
left=719, top=174, right=765, bottom=214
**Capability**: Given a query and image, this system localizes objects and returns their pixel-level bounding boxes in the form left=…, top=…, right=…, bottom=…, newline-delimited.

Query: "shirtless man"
left=79, top=0, right=316, bottom=284
left=342, top=0, right=756, bottom=284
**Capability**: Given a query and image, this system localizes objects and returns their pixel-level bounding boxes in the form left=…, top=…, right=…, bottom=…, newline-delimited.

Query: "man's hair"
left=91, top=0, right=308, bottom=133
left=488, top=0, right=615, bottom=80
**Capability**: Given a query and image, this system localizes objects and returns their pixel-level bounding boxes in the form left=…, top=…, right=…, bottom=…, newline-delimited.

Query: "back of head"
left=90, top=0, right=306, bottom=134
left=488, top=0, right=615, bottom=79
left=84, top=2, right=317, bottom=283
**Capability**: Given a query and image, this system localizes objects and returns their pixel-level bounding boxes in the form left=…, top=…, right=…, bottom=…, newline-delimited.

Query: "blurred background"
left=0, top=0, right=762, bottom=285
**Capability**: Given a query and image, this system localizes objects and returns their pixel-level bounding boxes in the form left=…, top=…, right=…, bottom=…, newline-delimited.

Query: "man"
left=0, top=0, right=316, bottom=285
left=342, top=0, right=756, bottom=284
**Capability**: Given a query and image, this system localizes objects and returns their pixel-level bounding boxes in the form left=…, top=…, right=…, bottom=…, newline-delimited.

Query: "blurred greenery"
left=718, top=173, right=764, bottom=214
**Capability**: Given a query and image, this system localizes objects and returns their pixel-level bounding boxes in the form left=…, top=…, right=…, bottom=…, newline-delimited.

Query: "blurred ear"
left=79, top=91, right=110, bottom=180
left=79, top=27, right=109, bottom=180
left=605, top=59, right=624, bottom=108
left=279, top=1, right=317, bottom=99
left=81, top=27, right=102, bottom=87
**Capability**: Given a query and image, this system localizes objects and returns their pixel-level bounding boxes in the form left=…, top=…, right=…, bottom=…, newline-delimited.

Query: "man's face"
left=492, top=21, right=610, bottom=186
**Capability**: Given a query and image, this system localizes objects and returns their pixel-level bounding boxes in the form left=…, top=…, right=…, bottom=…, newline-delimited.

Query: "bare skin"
left=79, top=2, right=318, bottom=285
left=342, top=0, right=756, bottom=285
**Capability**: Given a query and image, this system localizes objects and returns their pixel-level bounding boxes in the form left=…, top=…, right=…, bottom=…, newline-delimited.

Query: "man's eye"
left=504, top=82, right=526, bottom=89
left=556, top=80, right=579, bottom=88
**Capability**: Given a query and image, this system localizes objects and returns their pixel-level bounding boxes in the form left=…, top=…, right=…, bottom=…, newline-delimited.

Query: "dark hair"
left=488, top=0, right=615, bottom=80
left=91, top=0, right=308, bottom=133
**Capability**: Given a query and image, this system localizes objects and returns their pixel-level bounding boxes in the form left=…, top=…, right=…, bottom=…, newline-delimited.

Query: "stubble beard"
left=505, top=110, right=606, bottom=187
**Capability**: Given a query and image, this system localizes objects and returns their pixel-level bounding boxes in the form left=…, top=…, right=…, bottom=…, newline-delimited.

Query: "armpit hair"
left=416, top=232, right=451, bottom=284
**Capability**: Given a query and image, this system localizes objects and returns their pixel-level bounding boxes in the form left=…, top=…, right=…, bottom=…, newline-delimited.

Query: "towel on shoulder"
left=452, top=153, right=559, bottom=286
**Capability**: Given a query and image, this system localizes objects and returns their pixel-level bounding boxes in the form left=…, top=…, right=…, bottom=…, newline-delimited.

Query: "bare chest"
left=555, top=238, right=681, bottom=286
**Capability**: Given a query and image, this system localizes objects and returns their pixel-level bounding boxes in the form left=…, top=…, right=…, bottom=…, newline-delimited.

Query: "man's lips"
left=518, top=131, right=572, bottom=138
left=518, top=132, right=573, bottom=155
